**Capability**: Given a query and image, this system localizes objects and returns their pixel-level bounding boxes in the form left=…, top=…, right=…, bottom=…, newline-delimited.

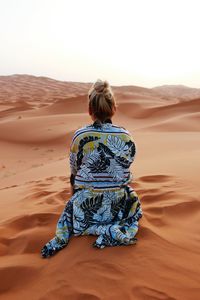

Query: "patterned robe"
left=41, top=119, right=143, bottom=258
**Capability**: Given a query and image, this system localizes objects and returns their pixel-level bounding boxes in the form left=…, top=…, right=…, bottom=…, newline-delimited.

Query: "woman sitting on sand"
left=41, top=79, right=143, bottom=258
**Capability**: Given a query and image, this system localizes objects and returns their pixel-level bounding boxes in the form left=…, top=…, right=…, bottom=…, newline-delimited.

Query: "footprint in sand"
left=31, top=163, right=43, bottom=168
left=138, top=174, right=173, bottom=183
left=23, top=177, right=70, bottom=207
left=0, top=212, right=60, bottom=256
left=0, top=265, right=39, bottom=294
left=43, top=288, right=101, bottom=300
left=46, top=149, right=54, bottom=152
left=133, top=286, right=176, bottom=300
left=137, top=174, right=200, bottom=229
left=1, top=212, right=59, bottom=231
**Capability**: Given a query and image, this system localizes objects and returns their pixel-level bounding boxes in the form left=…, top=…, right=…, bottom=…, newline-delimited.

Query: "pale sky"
left=0, top=0, right=200, bottom=88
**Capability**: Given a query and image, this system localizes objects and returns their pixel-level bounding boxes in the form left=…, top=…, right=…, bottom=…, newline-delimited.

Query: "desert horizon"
left=1, top=72, right=200, bottom=91
left=0, top=73, right=200, bottom=299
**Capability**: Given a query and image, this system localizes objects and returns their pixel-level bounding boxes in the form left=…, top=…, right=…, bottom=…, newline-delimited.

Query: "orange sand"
left=0, top=75, right=200, bottom=300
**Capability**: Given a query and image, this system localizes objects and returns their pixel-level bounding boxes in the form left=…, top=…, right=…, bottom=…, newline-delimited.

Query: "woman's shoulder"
left=74, top=124, right=89, bottom=135
left=71, top=123, right=97, bottom=143
left=111, top=123, right=130, bottom=132
left=110, top=123, right=133, bottom=138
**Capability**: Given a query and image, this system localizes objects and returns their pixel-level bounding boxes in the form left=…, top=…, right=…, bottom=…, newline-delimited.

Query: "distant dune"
left=0, top=74, right=199, bottom=300
left=152, top=84, right=200, bottom=100
left=0, top=74, right=174, bottom=106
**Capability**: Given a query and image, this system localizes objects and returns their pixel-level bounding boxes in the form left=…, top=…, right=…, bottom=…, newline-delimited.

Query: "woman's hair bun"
left=88, top=78, right=116, bottom=122
left=94, top=79, right=109, bottom=93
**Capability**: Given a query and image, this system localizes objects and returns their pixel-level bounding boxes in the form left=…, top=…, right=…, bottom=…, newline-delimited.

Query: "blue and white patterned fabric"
left=41, top=119, right=143, bottom=258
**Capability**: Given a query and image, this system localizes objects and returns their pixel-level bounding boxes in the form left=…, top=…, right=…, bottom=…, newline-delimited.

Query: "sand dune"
left=153, top=84, right=200, bottom=100
left=34, top=95, right=89, bottom=115
left=0, top=75, right=200, bottom=300
left=139, top=112, right=200, bottom=131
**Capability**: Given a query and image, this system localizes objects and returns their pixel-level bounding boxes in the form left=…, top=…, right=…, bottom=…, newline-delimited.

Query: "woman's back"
left=70, top=119, right=136, bottom=190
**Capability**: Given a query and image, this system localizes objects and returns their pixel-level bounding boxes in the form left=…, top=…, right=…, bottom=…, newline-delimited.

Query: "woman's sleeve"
left=69, top=134, right=79, bottom=176
left=125, top=131, right=136, bottom=163
left=129, top=134, right=136, bottom=161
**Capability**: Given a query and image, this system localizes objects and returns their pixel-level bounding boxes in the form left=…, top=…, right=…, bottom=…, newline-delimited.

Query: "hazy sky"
left=0, top=0, right=200, bottom=88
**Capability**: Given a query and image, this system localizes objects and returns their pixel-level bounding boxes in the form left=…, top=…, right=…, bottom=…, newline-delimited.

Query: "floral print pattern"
left=40, top=120, right=142, bottom=258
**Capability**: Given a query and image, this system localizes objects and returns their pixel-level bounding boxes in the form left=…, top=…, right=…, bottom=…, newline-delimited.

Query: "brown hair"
left=88, top=79, right=116, bottom=122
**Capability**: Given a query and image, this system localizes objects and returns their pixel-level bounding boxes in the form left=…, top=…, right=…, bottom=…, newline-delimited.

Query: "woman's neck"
left=92, top=118, right=112, bottom=128
left=93, top=118, right=112, bottom=123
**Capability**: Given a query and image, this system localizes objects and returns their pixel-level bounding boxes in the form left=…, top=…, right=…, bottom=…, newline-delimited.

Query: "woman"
left=41, top=79, right=143, bottom=258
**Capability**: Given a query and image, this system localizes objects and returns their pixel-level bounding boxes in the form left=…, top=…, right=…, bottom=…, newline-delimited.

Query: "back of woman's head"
left=88, top=79, right=116, bottom=122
